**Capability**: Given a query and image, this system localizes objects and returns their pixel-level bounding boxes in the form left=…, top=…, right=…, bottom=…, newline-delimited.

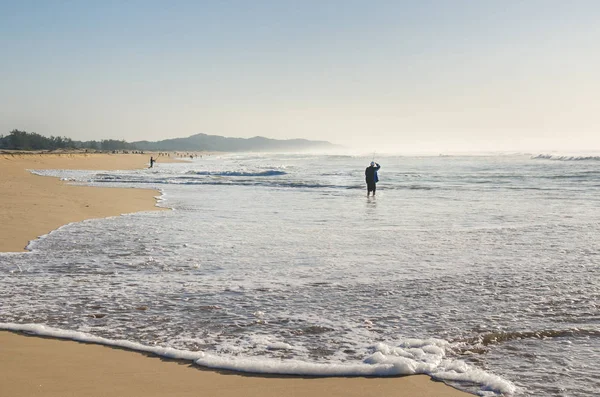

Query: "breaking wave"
left=531, top=154, right=600, bottom=161
left=185, top=170, right=287, bottom=177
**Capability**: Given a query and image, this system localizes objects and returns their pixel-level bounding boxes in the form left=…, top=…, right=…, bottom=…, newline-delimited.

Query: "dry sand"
left=0, top=153, right=473, bottom=396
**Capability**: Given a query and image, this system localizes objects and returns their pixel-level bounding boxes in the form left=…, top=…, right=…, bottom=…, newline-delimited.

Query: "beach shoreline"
left=0, top=153, right=473, bottom=397
left=0, top=152, right=176, bottom=252
left=0, top=330, right=471, bottom=397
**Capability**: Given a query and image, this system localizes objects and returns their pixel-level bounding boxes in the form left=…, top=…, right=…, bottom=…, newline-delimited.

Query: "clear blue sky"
left=1, top=1, right=599, bottom=152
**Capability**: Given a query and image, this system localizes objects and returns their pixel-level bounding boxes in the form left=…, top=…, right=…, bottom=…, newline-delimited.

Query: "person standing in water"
left=149, top=156, right=155, bottom=168
left=365, top=161, right=381, bottom=196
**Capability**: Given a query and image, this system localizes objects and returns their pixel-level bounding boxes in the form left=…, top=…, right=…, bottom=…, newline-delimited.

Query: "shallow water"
left=1, top=153, right=599, bottom=396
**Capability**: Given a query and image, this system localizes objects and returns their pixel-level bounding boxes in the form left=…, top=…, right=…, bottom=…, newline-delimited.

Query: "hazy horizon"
left=2, top=1, right=599, bottom=153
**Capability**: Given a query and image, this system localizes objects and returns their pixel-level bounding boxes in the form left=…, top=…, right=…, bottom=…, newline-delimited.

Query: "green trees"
left=0, top=130, right=136, bottom=151
left=99, top=139, right=136, bottom=151
left=0, top=130, right=75, bottom=150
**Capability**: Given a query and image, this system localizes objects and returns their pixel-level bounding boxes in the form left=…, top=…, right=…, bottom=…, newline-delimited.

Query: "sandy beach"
left=0, top=153, right=472, bottom=397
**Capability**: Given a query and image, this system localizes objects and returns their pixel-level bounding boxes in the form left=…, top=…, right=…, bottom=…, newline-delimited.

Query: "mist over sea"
left=2, top=152, right=599, bottom=396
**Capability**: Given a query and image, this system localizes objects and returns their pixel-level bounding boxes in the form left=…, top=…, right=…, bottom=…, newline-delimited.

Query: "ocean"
left=1, top=152, right=599, bottom=396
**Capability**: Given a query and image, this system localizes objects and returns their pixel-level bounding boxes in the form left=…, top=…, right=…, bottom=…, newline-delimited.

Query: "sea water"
left=1, top=153, right=599, bottom=396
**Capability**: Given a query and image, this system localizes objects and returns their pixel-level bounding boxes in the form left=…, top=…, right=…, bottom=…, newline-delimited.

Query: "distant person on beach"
left=365, top=161, right=381, bottom=197
left=149, top=156, right=155, bottom=168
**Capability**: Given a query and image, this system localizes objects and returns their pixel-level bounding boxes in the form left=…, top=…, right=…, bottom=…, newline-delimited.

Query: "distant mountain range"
left=132, top=133, right=337, bottom=152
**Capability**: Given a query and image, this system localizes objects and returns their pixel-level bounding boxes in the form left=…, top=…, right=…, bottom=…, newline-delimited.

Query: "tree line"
left=0, top=130, right=137, bottom=151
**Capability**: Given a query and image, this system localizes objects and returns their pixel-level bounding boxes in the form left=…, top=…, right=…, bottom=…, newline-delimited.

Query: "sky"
left=1, top=0, right=599, bottom=153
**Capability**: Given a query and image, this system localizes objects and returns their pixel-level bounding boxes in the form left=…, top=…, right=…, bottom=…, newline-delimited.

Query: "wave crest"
left=532, top=154, right=600, bottom=161
left=186, top=170, right=287, bottom=177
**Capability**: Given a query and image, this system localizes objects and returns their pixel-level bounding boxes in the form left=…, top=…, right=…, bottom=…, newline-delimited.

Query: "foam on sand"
left=0, top=323, right=516, bottom=395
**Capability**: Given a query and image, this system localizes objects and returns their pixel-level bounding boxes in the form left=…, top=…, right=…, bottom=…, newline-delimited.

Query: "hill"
left=132, top=133, right=336, bottom=152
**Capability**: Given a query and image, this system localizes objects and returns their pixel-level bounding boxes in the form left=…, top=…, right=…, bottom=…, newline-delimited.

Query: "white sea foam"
left=0, top=323, right=203, bottom=361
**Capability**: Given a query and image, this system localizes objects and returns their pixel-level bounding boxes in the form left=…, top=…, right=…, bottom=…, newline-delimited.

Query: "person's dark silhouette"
left=150, top=156, right=155, bottom=168
left=365, top=161, right=381, bottom=196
